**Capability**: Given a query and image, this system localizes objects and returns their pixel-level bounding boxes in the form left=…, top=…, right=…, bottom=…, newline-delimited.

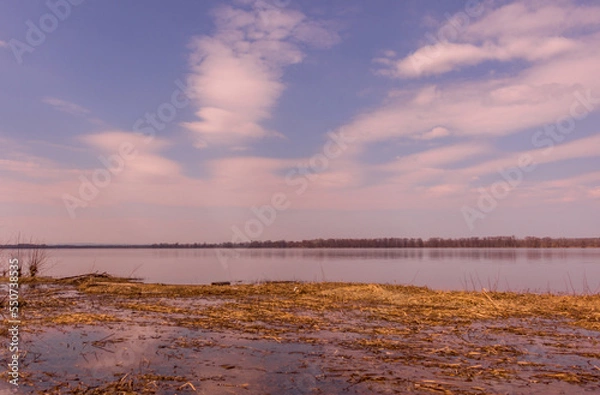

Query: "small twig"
left=481, top=288, right=500, bottom=311
left=178, top=382, right=197, bottom=391
left=95, top=332, right=115, bottom=344
left=119, top=373, right=129, bottom=384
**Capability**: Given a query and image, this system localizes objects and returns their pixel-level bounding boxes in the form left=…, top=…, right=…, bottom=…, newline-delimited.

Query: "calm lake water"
left=13, top=248, right=600, bottom=294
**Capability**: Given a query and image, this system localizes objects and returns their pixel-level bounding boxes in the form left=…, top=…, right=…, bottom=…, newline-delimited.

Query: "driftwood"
left=56, top=272, right=140, bottom=284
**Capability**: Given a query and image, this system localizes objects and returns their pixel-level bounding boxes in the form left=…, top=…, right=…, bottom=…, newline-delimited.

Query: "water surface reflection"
left=26, top=248, right=600, bottom=294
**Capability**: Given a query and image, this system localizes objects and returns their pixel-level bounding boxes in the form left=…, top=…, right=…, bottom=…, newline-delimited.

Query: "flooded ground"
left=1, top=276, right=599, bottom=394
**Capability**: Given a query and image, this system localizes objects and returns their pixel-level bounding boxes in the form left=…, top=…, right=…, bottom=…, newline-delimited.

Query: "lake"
left=7, top=247, right=598, bottom=294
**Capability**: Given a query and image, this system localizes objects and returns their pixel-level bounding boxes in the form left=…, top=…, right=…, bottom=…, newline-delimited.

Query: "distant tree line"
left=3, top=236, right=600, bottom=249
left=149, top=236, right=600, bottom=249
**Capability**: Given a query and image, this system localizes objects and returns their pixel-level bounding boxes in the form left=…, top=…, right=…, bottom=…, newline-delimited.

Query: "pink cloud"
left=377, top=1, right=600, bottom=79
left=183, top=1, right=340, bottom=148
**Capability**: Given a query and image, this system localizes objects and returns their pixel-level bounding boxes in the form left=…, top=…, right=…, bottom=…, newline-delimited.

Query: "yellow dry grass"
left=49, top=312, right=121, bottom=325
left=75, top=278, right=600, bottom=332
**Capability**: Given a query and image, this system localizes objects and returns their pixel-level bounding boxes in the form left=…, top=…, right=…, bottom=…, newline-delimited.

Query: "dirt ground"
left=1, top=275, right=599, bottom=394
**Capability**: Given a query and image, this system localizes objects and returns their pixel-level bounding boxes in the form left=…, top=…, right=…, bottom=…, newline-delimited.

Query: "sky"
left=1, top=0, right=599, bottom=244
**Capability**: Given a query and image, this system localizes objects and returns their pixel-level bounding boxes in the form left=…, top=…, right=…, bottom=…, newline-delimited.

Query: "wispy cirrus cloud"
left=377, top=37, right=579, bottom=79
left=80, top=131, right=182, bottom=181
left=416, top=126, right=451, bottom=140
left=459, top=133, right=600, bottom=180
left=343, top=0, right=600, bottom=146
left=182, top=0, right=340, bottom=148
left=380, top=142, right=493, bottom=173
left=43, top=97, right=91, bottom=116
left=375, top=1, right=600, bottom=78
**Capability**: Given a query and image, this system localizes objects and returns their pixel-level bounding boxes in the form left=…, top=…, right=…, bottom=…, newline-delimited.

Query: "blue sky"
left=1, top=0, right=599, bottom=244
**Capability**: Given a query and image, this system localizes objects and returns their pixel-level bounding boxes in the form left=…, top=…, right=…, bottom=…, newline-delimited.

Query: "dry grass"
left=75, top=279, right=600, bottom=331
left=49, top=313, right=121, bottom=325
left=43, top=373, right=193, bottom=395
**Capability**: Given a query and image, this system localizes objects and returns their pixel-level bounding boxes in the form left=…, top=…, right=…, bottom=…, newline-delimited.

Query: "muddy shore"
left=1, top=275, right=599, bottom=394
